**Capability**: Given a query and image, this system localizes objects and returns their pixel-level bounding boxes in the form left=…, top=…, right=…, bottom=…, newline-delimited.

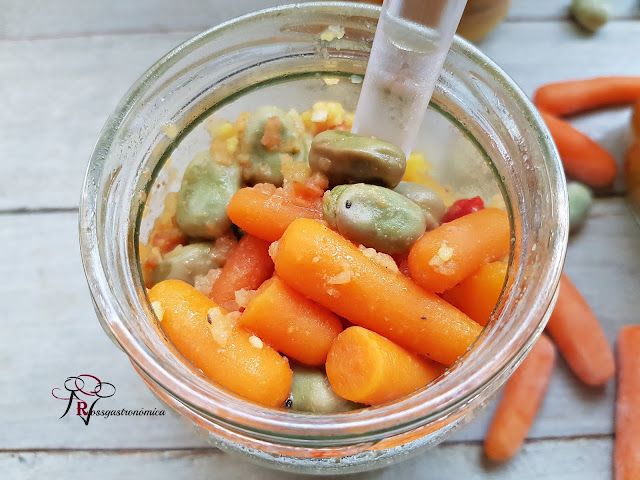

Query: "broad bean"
left=568, top=181, right=593, bottom=232
left=393, top=181, right=446, bottom=230
left=152, top=243, right=218, bottom=286
left=241, top=106, right=308, bottom=186
left=570, top=0, right=611, bottom=32
left=176, top=151, right=242, bottom=238
left=288, top=365, right=358, bottom=413
left=309, top=130, right=406, bottom=188
left=323, top=183, right=426, bottom=254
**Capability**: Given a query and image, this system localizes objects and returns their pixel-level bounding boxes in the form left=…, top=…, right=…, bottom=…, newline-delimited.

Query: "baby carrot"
left=272, top=219, right=482, bottom=366
left=209, top=234, right=274, bottom=311
left=408, top=208, right=510, bottom=294
left=148, top=279, right=292, bottom=407
left=239, top=277, right=343, bottom=365
left=326, top=326, right=445, bottom=405
left=615, top=326, right=640, bottom=480
left=534, top=77, right=640, bottom=116
left=540, top=111, right=618, bottom=188
left=442, top=261, right=507, bottom=326
left=227, top=186, right=322, bottom=242
left=546, top=273, right=615, bottom=387
left=484, top=334, right=556, bottom=461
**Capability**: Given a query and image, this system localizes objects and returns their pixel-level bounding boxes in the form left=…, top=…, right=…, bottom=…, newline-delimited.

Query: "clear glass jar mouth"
left=79, top=2, right=568, bottom=446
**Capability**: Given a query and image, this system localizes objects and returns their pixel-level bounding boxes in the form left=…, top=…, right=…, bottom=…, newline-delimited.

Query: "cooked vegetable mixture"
left=140, top=101, right=510, bottom=411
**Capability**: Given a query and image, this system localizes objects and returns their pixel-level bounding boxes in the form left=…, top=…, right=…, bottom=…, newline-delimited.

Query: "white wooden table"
left=1, top=1, right=639, bottom=478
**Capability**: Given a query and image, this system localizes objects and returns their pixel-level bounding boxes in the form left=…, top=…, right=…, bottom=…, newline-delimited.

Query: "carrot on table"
left=209, top=234, right=274, bottom=311
left=615, top=325, right=640, bottom=480
left=484, top=334, right=556, bottom=461
left=534, top=77, right=640, bottom=116
left=227, top=186, right=323, bottom=242
left=546, top=273, right=615, bottom=387
left=148, top=279, right=292, bottom=407
left=540, top=111, right=617, bottom=188
left=408, top=208, right=510, bottom=294
left=326, top=326, right=445, bottom=405
left=442, top=261, right=508, bottom=326
left=272, top=219, right=482, bottom=366
left=239, top=277, right=343, bottom=365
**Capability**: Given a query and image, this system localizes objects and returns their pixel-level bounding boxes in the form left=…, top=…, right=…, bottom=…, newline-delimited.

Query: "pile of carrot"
left=533, top=76, right=640, bottom=189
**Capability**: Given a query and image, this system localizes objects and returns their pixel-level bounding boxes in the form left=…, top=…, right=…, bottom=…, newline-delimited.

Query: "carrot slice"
left=326, top=326, right=445, bottom=405
left=227, top=186, right=322, bottom=242
left=540, top=111, right=618, bottom=188
left=546, top=273, right=615, bottom=386
left=148, top=279, right=292, bottom=407
left=408, top=208, right=510, bottom=293
left=239, top=277, right=343, bottom=365
left=534, top=77, right=640, bottom=116
left=442, top=261, right=507, bottom=326
left=209, top=234, right=274, bottom=311
left=272, top=218, right=482, bottom=366
left=484, top=334, right=556, bottom=461
left=615, top=325, right=640, bottom=480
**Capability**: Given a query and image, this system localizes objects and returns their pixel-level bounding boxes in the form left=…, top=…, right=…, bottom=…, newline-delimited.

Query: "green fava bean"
left=241, top=106, right=308, bottom=186
left=324, top=184, right=427, bottom=254
left=567, top=181, right=593, bottom=233
left=309, top=130, right=406, bottom=188
left=152, top=243, right=219, bottom=286
left=393, top=181, right=446, bottom=231
left=571, top=0, right=610, bottom=32
left=176, top=151, right=242, bottom=239
left=289, top=365, right=359, bottom=413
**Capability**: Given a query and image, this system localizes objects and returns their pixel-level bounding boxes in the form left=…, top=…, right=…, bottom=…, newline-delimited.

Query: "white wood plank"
left=0, top=212, right=208, bottom=449
left=1, top=198, right=637, bottom=449
left=0, top=0, right=311, bottom=39
left=508, top=0, right=639, bottom=20
left=0, top=0, right=636, bottom=40
left=0, top=33, right=196, bottom=211
left=3, top=21, right=640, bottom=210
left=0, top=438, right=613, bottom=479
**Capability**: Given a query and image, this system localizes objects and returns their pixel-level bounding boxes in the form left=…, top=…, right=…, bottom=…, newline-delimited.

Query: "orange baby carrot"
left=540, top=111, right=618, bottom=188
left=227, top=186, right=322, bottom=242
left=546, top=273, right=615, bottom=387
left=326, top=326, right=445, bottom=405
left=209, top=234, right=274, bottom=311
left=484, top=334, right=556, bottom=461
left=534, top=77, right=640, bottom=116
left=408, top=208, right=510, bottom=294
left=615, top=325, right=640, bottom=480
left=148, top=279, right=292, bottom=407
left=239, top=277, right=343, bottom=365
left=442, top=261, right=507, bottom=326
left=272, top=219, right=482, bottom=366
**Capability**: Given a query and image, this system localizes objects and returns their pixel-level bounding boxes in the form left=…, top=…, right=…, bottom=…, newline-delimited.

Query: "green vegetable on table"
left=570, top=0, right=611, bottom=32
left=567, top=181, right=593, bottom=232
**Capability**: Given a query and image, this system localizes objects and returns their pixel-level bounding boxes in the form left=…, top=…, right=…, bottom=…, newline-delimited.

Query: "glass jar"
left=457, top=0, right=512, bottom=42
left=79, top=2, right=567, bottom=475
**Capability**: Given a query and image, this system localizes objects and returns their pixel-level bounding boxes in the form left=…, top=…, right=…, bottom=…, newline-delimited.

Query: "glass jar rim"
left=79, top=1, right=567, bottom=445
